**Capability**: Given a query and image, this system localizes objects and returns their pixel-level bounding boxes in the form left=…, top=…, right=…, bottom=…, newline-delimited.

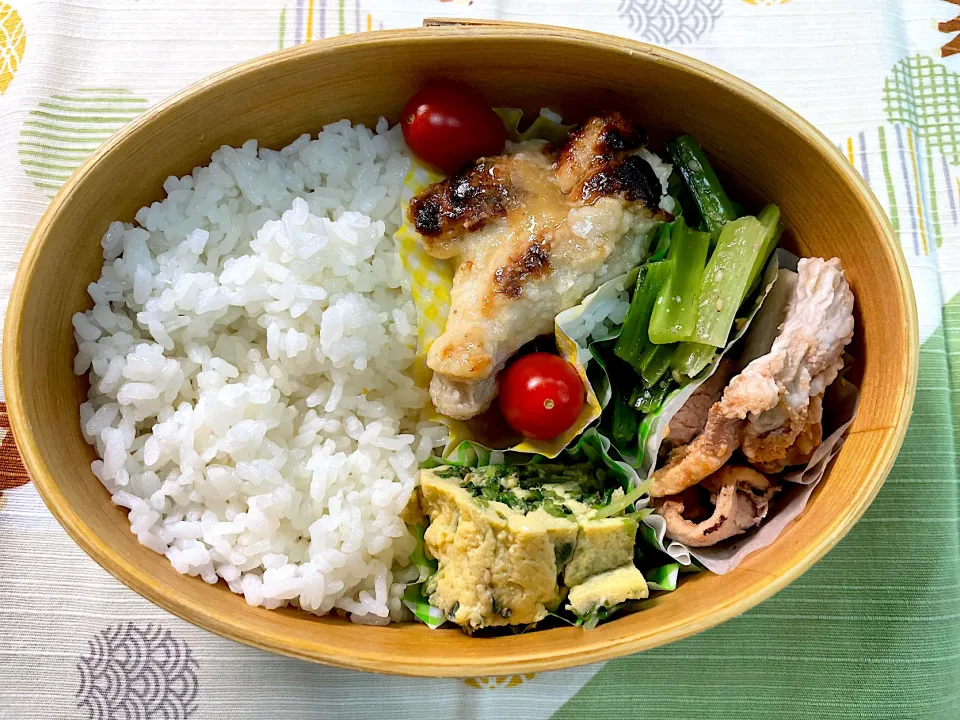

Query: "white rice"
left=640, top=148, right=678, bottom=215
left=73, top=119, right=448, bottom=623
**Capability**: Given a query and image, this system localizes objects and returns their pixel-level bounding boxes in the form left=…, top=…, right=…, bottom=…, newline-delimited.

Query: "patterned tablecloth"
left=0, top=1, right=958, bottom=718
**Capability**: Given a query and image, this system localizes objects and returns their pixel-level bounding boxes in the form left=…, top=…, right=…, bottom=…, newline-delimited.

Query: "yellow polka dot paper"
left=393, top=163, right=453, bottom=387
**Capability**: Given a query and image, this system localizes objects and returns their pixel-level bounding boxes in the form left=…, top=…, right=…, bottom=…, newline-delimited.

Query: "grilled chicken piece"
left=554, top=111, right=648, bottom=199
left=410, top=113, right=667, bottom=419
left=650, top=258, right=853, bottom=497
left=656, top=466, right=779, bottom=547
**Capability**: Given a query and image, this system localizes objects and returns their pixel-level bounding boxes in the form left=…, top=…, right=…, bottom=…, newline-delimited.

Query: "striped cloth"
left=19, top=89, right=150, bottom=196
left=0, top=1, right=958, bottom=719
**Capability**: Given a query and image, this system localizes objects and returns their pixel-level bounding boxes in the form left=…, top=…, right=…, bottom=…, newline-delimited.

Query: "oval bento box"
left=3, top=21, right=917, bottom=676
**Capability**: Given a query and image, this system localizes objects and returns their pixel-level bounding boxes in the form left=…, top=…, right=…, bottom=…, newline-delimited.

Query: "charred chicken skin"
left=409, top=112, right=668, bottom=419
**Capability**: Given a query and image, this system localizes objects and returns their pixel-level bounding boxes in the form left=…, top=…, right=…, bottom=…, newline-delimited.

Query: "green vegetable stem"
left=650, top=222, right=672, bottom=261
left=744, top=204, right=783, bottom=299
left=691, top=215, right=768, bottom=348
left=639, top=342, right=675, bottom=387
left=666, top=135, right=737, bottom=240
left=671, top=341, right=717, bottom=379
left=648, top=217, right=710, bottom=345
left=614, top=260, right=670, bottom=370
left=667, top=171, right=704, bottom=231
left=630, top=376, right=673, bottom=413
left=611, top=385, right=639, bottom=448
left=671, top=206, right=781, bottom=375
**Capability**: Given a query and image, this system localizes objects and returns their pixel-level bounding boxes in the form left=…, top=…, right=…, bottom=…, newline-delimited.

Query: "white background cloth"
left=1, top=1, right=958, bottom=718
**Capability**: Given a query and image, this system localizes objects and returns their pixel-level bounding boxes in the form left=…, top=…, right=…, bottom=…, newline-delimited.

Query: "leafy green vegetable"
left=671, top=341, right=717, bottom=379
left=667, top=169, right=704, bottom=231
left=649, top=222, right=672, bottom=261
left=506, top=462, right=598, bottom=490
left=611, top=385, right=639, bottom=448
left=744, top=203, right=783, bottom=299
left=691, top=215, right=768, bottom=348
left=583, top=304, right=679, bottom=464
left=633, top=255, right=780, bottom=474
left=593, top=341, right=676, bottom=463
left=575, top=603, right=626, bottom=630
left=630, top=377, right=673, bottom=413
left=613, top=261, right=671, bottom=370
left=494, top=107, right=576, bottom=144
left=436, top=427, right=643, bottom=498
left=569, top=426, right=647, bottom=495
left=435, top=460, right=638, bottom=517
left=666, top=135, right=737, bottom=240
left=433, top=465, right=471, bottom=480
left=639, top=342, right=676, bottom=387
left=648, top=218, right=711, bottom=345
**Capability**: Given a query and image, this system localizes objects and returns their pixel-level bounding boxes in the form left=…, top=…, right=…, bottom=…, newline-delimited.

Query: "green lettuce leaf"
left=644, top=562, right=681, bottom=592
left=402, top=583, right=447, bottom=629
left=400, top=522, right=445, bottom=628
left=494, top=107, right=576, bottom=144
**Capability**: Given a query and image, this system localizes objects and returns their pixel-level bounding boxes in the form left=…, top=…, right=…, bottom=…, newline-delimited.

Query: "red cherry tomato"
left=498, top=353, right=585, bottom=441
left=401, top=82, right=507, bottom=174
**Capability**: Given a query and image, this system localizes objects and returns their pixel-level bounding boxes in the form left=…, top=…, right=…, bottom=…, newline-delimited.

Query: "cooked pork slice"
left=656, top=466, right=779, bottom=547
left=665, top=359, right=735, bottom=448
left=718, top=257, right=854, bottom=460
left=650, top=405, right=744, bottom=498
left=411, top=113, right=667, bottom=420
left=750, top=393, right=824, bottom=474
left=651, top=258, right=852, bottom=493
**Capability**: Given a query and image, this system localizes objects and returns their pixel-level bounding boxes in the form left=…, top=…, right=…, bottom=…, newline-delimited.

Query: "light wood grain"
left=2, top=23, right=917, bottom=677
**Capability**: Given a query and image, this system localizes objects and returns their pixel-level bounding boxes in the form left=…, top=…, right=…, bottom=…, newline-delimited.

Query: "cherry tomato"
left=401, top=82, right=507, bottom=174
left=498, top=353, right=585, bottom=441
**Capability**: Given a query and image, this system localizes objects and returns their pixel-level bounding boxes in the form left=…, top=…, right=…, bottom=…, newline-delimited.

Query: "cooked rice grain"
left=74, top=119, right=448, bottom=622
